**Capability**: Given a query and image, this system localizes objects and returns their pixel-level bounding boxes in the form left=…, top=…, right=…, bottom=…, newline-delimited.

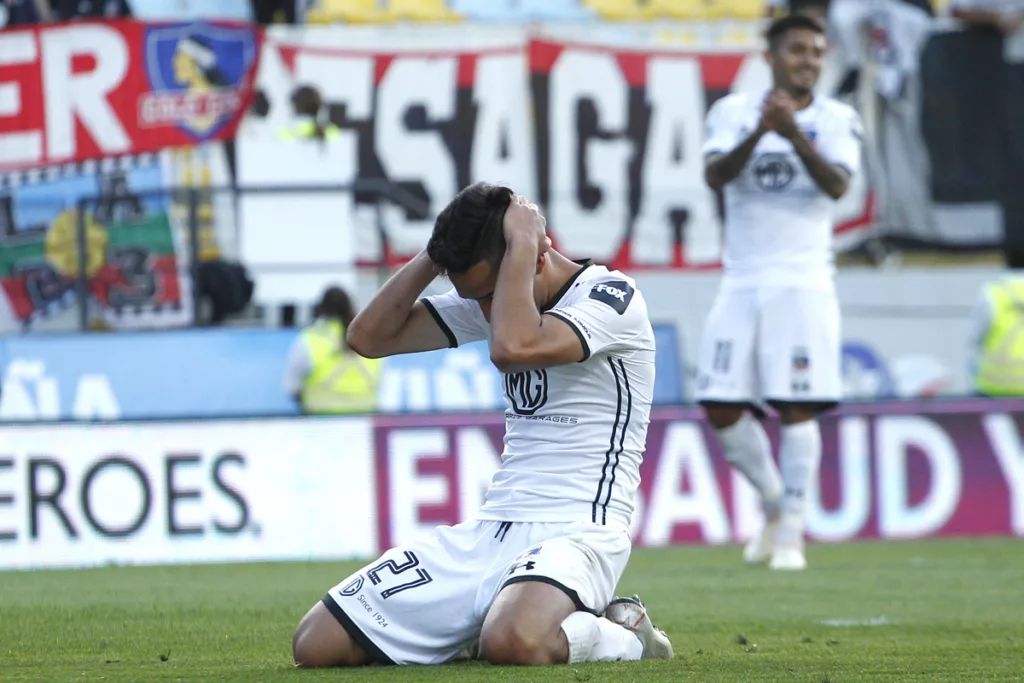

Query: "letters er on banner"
left=0, top=20, right=262, bottom=171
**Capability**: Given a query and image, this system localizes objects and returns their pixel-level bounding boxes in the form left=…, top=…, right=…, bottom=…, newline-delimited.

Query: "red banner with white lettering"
left=0, top=20, right=262, bottom=172
left=241, top=29, right=873, bottom=274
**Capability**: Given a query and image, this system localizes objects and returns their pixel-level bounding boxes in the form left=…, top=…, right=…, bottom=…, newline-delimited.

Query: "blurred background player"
left=282, top=285, right=381, bottom=414
left=696, top=15, right=864, bottom=571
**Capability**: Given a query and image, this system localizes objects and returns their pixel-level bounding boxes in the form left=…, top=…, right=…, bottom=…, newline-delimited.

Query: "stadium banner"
left=0, top=323, right=682, bottom=420
left=0, top=153, right=194, bottom=333
left=239, top=24, right=872, bottom=288
left=373, top=400, right=1024, bottom=550
left=0, top=19, right=262, bottom=172
left=0, top=417, right=376, bottom=571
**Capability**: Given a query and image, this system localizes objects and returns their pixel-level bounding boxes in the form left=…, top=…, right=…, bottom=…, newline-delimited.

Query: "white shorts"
left=695, top=287, right=842, bottom=404
left=322, top=520, right=631, bottom=665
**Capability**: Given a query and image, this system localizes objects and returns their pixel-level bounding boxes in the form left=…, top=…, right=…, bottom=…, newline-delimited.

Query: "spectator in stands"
left=949, top=0, right=1024, bottom=268
left=951, top=0, right=1024, bottom=34
left=49, top=0, right=130, bottom=19
left=282, top=285, right=382, bottom=415
left=278, top=85, right=341, bottom=145
left=969, top=275, right=1024, bottom=396
left=127, top=0, right=252, bottom=21
left=251, top=0, right=300, bottom=24
left=0, top=0, right=49, bottom=25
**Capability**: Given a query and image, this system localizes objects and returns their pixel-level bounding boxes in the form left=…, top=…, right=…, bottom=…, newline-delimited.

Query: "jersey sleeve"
left=702, top=97, right=744, bottom=158
left=420, top=288, right=488, bottom=348
left=545, top=278, right=649, bottom=361
left=819, top=105, right=864, bottom=176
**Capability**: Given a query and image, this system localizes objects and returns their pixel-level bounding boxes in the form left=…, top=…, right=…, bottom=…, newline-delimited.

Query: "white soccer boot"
left=603, top=595, right=674, bottom=660
left=743, top=499, right=781, bottom=565
left=744, top=517, right=780, bottom=565
left=769, top=513, right=807, bottom=571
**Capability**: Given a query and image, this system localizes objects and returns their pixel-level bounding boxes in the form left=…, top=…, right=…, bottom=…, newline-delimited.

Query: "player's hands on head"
left=503, top=194, right=551, bottom=255
left=760, top=90, right=801, bottom=140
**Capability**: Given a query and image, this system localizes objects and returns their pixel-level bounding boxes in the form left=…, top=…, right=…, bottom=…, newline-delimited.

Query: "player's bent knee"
left=702, top=402, right=746, bottom=430
left=480, top=619, right=563, bottom=667
left=292, top=602, right=371, bottom=668
left=771, top=401, right=834, bottom=425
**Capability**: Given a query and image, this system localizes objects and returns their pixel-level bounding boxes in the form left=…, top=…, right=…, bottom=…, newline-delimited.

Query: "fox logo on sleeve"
left=589, top=280, right=635, bottom=314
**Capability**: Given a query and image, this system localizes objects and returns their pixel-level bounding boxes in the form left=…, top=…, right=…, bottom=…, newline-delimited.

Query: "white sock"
left=560, top=612, right=643, bottom=663
left=779, top=420, right=822, bottom=527
left=716, top=413, right=783, bottom=513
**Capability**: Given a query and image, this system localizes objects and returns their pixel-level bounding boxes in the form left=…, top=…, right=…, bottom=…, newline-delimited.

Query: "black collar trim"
left=541, top=259, right=594, bottom=312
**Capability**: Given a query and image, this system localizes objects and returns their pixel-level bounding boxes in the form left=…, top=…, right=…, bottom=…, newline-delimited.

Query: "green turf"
left=1, top=538, right=1022, bottom=682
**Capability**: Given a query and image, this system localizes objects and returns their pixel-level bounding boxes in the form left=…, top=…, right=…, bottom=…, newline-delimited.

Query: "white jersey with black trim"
left=702, top=91, right=864, bottom=291
left=420, top=261, right=656, bottom=531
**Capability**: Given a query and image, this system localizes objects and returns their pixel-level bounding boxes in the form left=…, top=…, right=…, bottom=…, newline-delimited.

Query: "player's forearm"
left=490, top=236, right=542, bottom=366
left=705, top=128, right=767, bottom=190
left=789, top=133, right=849, bottom=200
left=346, top=249, right=437, bottom=351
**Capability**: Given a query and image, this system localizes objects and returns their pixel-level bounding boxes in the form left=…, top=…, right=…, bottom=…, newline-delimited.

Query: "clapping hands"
left=759, top=90, right=801, bottom=140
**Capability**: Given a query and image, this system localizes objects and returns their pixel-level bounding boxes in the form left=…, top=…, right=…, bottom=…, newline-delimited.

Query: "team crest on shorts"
left=792, top=348, right=810, bottom=371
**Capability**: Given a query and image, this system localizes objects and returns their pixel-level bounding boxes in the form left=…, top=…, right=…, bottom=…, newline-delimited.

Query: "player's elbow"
left=704, top=167, right=725, bottom=191
left=827, top=181, right=849, bottom=201
left=490, top=345, right=524, bottom=374
left=490, top=341, right=535, bottom=374
left=345, top=323, right=384, bottom=359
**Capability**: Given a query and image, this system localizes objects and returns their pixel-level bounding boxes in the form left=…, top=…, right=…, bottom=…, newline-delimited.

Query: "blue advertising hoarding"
left=0, top=324, right=684, bottom=421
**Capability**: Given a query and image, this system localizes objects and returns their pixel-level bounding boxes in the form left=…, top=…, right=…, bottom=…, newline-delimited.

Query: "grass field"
left=2, top=538, right=1022, bottom=682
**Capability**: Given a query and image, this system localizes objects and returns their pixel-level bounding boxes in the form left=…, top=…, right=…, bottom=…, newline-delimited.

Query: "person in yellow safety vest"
left=283, top=286, right=382, bottom=414
left=277, top=85, right=341, bottom=143
left=970, top=275, right=1024, bottom=397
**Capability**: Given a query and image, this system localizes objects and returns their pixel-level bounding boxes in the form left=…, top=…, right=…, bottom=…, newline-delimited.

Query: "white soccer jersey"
left=420, top=262, right=656, bottom=530
left=702, top=91, right=864, bottom=291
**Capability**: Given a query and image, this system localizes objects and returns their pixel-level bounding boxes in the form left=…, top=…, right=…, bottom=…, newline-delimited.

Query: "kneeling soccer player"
left=292, top=184, right=673, bottom=667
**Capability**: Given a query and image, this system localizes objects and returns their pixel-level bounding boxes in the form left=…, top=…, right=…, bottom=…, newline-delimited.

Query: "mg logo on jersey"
left=504, top=370, right=549, bottom=416
left=753, top=153, right=796, bottom=192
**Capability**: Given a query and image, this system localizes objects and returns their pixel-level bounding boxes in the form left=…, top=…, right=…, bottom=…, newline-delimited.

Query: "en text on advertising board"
left=372, top=401, right=1024, bottom=549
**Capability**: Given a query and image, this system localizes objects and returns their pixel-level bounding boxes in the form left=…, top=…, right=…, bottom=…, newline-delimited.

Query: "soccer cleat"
left=769, top=543, right=807, bottom=571
left=603, top=595, right=674, bottom=660
left=743, top=498, right=781, bottom=565
left=743, top=516, right=780, bottom=565
left=769, top=513, right=807, bottom=571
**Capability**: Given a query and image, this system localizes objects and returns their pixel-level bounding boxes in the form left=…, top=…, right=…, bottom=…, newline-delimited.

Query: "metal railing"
left=59, top=179, right=430, bottom=332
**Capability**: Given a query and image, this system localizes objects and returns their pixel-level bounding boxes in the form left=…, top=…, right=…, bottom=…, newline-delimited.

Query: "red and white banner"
left=240, top=25, right=873, bottom=276
left=0, top=20, right=262, bottom=172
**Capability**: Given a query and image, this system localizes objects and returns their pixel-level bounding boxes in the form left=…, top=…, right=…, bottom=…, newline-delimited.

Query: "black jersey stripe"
left=601, top=358, right=633, bottom=524
left=419, top=298, right=457, bottom=348
left=592, top=357, right=624, bottom=524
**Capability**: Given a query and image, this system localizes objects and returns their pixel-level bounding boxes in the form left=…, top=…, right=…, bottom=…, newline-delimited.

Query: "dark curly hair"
left=766, top=14, right=824, bottom=52
left=427, top=183, right=514, bottom=276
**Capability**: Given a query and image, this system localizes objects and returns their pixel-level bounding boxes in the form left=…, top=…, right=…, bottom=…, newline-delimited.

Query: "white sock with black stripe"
left=560, top=611, right=643, bottom=663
